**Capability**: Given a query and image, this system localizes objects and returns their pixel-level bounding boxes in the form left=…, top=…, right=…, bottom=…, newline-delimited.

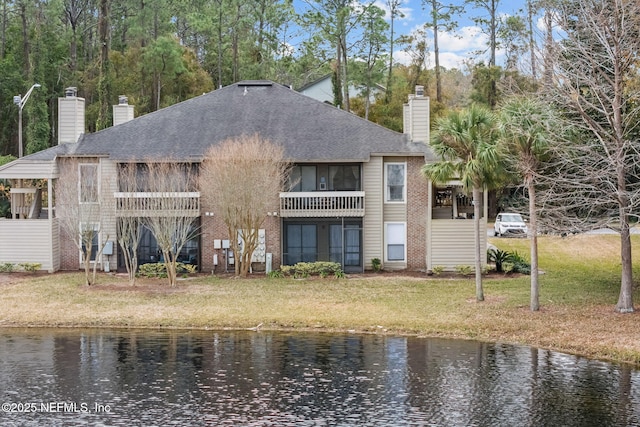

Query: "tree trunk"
left=83, top=246, right=92, bottom=286
left=527, top=176, right=539, bottom=311
left=616, top=167, right=634, bottom=312
left=527, top=0, right=537, bottom=81
left=340, top=37, right=350, bottom=112
left=216, top=2, right=223, bottom=88
left=489, top=0, right=496, bottom=67
left=19, top=1, right=29, bottom=75
left=433, top=18, right=442, bottom=103
left=163, top=249, right=177, bottom=287
left=543, top=8, right=554, bottom=87
left=385, top=4, right=395, bottom=103
left=473, top=186, right=484, bottom=302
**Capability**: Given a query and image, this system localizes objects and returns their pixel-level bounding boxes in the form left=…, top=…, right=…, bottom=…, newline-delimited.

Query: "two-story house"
left=0, top=81, right=487, bottom=274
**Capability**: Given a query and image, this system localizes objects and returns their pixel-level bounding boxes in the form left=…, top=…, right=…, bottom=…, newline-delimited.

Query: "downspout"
left=341, top=216, right=345, bottom=271
left=426, top=180, right=433, bottom=272
left=48, top=177, right=54, bottom=272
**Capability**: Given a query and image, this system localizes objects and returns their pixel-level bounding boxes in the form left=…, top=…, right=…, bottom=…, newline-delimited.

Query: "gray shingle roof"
left=67, top=80, right=434, bottom=162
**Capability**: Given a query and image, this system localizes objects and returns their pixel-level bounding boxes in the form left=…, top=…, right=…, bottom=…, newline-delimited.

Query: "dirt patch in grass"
left=0, top=272, right=44, bottom=285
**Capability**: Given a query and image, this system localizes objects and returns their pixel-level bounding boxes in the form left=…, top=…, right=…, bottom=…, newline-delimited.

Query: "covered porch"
left=427, top=180, right=489, bottom=272
left=0, top=158, right=59, bottom=272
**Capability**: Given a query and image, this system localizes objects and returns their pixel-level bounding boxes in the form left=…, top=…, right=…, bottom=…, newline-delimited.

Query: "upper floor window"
left=329, top=165, right=361, bottom=191
left=385, top=162, right=406, bottom=202
left=79, top=164, right=99, bottom=203
left=289, top=165, right=317, bottom=192
left=118, top=163, right=198, bottom=192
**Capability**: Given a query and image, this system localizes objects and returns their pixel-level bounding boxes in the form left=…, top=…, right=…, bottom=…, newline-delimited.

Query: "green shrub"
left=488, top=249, right=531, bottom=275
left=0, top=262, right=15, bottom=273
left=267, top=269, right=284, bottom=278
left=371, top=258, right=382, bottom=273
left=138, top=262, right=196, bottom=278
left=506, top=251, right=531, bottom=275
left=455, top=265, right=473, bottom=276
left=431, top=265, right=445, bottom=275
left=138, top=263, right=167, bottom=278
left=18, top=262, right=41, bottom=273
left=280, top=261, right=344, bottom=278
left=487, top=248, right=510, bottom=273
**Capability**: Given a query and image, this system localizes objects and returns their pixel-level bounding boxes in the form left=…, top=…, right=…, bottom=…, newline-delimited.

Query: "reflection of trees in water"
left=0, top=330, right=633, bottom=425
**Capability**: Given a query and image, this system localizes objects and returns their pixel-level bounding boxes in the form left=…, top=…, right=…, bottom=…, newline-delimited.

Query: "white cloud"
left=373, top=0, right=414, bottom=23
left=392, top=24, right=490, bottom=68
left=438, top=26, right=487, bottom=52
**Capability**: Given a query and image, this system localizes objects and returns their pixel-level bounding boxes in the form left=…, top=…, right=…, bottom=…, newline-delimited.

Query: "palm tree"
left=498, top=96, right=556, bottom=311
left=422, top=104, right=501, bottom=302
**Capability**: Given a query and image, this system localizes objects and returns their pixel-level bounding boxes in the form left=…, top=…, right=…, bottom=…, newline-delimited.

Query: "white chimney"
left=403, top=85, right=430, bottom=144
left=57, top=87, right=85, bottom=145
left=112, top=95, right=135, bottom=126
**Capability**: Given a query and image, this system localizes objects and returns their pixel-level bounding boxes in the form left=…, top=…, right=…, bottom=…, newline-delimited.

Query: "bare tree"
left=56, top=158, right=109, bottom=286
left=200, top=134, right=291, bottom=277
left=116, top=163, right=142, bottom=285
left=540, top=0, right=640, bottom=313
left=143, top=161, right=200, bottom=287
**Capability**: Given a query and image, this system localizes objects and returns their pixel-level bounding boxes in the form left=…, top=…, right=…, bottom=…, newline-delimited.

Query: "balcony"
left=114, top=192, right=200, bottom=217
left=279, top=191, right=365, bottom=218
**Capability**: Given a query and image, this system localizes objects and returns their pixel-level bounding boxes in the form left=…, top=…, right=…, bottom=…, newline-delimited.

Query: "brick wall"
left=57, top=158, right=83, bottom=271
left=406, top=157, right=428, bottom=271
left=200, top=194, right=281, bottom=273
left=60, top=226, right=80, bottom=270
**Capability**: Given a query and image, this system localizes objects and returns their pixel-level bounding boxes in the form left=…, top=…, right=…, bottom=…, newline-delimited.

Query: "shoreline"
left=1, top=271, right=638, bottom=368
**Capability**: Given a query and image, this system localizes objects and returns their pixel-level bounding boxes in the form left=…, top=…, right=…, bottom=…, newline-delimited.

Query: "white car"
left=494, top=213, right=528, bottom=237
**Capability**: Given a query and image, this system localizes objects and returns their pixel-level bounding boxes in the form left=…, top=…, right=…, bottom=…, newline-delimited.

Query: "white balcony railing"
left=114, top=192, right=200, bottom=217
left=279, top=191, right=365, bottom=218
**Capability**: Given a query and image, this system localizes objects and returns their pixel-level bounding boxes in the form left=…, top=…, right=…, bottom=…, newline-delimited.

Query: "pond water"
left=0, top=328, right=638, bottom=426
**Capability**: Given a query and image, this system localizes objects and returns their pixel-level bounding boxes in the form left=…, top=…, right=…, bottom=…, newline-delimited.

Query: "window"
left=385, top=223, right=405, bottom=262
left=79, top=164, right=99, bottom=203
left=385, top=163, right=406, bottom=202
left=289, top=165, right=317, bottom=192
left=285, top=224, right=317, bottom=264
left=329, top=165, right=360, bottom=191
left=329, top=224, right=361, bottom=266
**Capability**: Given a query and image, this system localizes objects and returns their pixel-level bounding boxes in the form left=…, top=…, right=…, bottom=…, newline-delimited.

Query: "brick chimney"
left=57, top=87, right=85, bottom=145
left=112, top=95, right=135, bottom=126
left=403, top=85, right=430, bottom=144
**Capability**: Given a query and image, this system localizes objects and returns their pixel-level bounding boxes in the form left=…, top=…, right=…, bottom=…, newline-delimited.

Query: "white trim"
left=384, top=221, right=406, bottom=263
left=384, top=162, right=406, bottom=203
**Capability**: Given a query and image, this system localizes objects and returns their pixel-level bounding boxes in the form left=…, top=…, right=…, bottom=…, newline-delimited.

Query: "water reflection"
left=0, top=329, right=638, bottom=426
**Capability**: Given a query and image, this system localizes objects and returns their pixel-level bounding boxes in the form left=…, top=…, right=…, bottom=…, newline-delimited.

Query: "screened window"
left=289, top=166, right=317, bottom=192
left=329, top=165, right=360, bottom=191
left=285, top=224, right=317, bottom=264
left=386, top=223, right=405, bottom=262
left=329, top=224, right=361, bottom=266
left=385, top=163, right=405, bottom=202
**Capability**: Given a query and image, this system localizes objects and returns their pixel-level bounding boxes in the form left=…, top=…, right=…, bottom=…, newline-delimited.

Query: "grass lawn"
left=1, top=233, right=639, bottom=366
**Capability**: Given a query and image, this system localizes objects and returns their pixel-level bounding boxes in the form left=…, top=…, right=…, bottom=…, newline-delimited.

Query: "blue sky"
left=373, top=0, right=530, bottom=69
